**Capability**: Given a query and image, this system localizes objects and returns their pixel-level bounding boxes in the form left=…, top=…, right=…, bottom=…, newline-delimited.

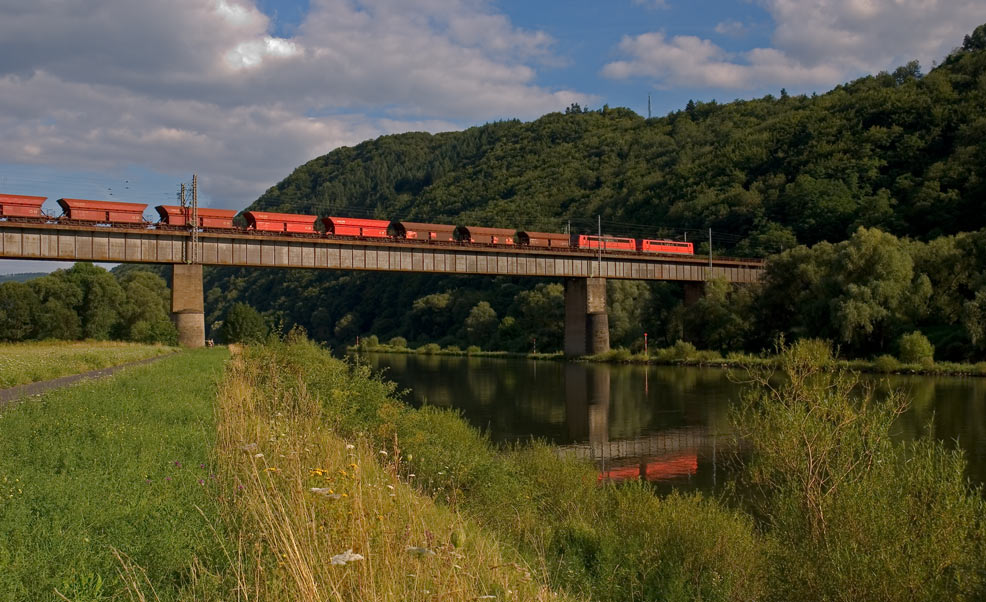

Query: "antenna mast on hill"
left=648, top=94, right=652, bottom=119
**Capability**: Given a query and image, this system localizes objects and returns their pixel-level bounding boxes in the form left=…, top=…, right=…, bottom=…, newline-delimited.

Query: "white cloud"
left=604, top=0, right=986, bottom=90
left=632, top=0, right=670, bottom=10
left=0, top=0, right=591, bottom=208
left=714, top=20, right=747, bottom=36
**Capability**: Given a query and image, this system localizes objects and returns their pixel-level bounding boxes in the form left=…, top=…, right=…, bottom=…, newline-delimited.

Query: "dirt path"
left=0, top=352, right=178, bottom=409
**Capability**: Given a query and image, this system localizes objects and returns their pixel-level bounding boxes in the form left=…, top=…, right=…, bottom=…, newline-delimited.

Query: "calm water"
left=362, top=353, right=986, bottom=491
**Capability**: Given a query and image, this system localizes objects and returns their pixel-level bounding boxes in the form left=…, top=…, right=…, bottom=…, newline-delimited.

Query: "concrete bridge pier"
left=171, top=264, right=205, bottom=348
left=564, top=277, right=610, bottom=356
left=683, top=281, right=706, bottom=306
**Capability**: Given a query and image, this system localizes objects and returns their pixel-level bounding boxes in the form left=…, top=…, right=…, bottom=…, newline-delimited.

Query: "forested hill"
left=193, top=25, right=986, bottom=359
left=249, top=25, right=986, bottom=255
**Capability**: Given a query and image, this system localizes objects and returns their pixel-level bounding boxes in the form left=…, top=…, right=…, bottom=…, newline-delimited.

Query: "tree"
left=118, top=270, right=177, bottom=344
left=220, top=302, right=268, bottom=344
left=0, top=282, right=39, bottom=341
left=463, top=301, right=497, bottom=346
left=65, top=262, right=125, bottom=339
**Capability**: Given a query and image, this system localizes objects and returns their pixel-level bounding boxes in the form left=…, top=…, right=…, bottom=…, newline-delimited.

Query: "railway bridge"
left=0, top=220, right=764, bottom=351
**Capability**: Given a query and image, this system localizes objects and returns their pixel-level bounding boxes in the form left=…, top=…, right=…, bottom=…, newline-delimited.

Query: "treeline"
left=199, top=25, right=986, bottom=359
left=0, top=263, right=177, bottom=345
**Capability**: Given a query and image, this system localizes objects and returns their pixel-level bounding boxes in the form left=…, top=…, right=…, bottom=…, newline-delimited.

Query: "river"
left=361, top=353, right=986, bottom=492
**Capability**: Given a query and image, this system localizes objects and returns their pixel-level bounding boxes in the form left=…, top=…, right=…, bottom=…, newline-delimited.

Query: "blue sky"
left=1, top=0, right=985, bottom=273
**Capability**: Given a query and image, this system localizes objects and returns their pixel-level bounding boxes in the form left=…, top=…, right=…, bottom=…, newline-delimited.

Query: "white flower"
left=379, top=450, right=388, bottom=456
left=405, top=546, right=435, bottom=557
left=310, top=488, right=343, bottom=500
left=330, top=549, right=364, bottom=565
left=254, top=453, right=264, bottom=458
left=345, top=444, right=355, bottom=450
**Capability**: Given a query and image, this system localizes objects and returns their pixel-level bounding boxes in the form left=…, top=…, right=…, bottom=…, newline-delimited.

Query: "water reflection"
left=362, top=353, right=986, bottom=491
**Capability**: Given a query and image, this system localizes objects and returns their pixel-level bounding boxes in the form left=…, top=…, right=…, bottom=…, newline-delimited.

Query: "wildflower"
left=379, top=450, right=388, bottom=456
left=198, top=479, right=205, bottom=485
left=240, top=443, right=258, bottom=452
left=254, top=453, right=264, bottom=458
left=346, top=444, right=355, bottom=450
left=330, top=549, right=364, bottom=566
left=174, top=461, right=182, bottom=467
left=405, top=546, right=435, bottom=558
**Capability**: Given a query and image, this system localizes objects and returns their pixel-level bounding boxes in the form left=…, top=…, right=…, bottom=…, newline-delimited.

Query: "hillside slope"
left=202, top=25, right=986, bottom=354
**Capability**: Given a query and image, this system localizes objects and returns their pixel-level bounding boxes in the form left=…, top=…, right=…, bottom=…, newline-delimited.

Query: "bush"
left=466, top=345, right=481, bottom=355
left=444, top=345, right=462, bottom=354
left=418, top=343, right=441, bottom=355
left=387, top=336, right=407, bottom=348
left=898, top=331, right=934, bottom=365
left=359, top=334, right=379, bottom=350
left=219, top=302, right=268, bottom=344
left=873, top=354, right=900, bottom=372
left=735, top=339, right=986, bottom=601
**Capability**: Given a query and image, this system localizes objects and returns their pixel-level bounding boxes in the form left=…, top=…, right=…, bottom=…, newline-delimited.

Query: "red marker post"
left=644, top=332, right=648, bottom=355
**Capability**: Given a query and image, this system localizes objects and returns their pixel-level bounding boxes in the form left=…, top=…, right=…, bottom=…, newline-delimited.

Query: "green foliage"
left=734, top=339, right=986, bottom=601
left=387, top=336, right=407, bottom=348
left=418, top=342, right=441, bottom=355
left=0, top=282, right=39, bottom=341
left=463, top=301, right=497, bottom=346
left=0, top=265, right=176, bottom=344
left=898, top=331, right=935, bottom=364
left=219, top=302, right=268, bottom=344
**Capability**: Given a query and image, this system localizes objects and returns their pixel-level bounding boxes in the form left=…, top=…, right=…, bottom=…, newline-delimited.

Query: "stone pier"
left=171, top=263, right=205, bottom=348
left=564, top=277, right=610, bottom=356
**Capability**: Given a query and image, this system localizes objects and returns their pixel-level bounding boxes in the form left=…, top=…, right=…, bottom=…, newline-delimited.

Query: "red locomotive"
left=0, top=194, right=696, bottom=257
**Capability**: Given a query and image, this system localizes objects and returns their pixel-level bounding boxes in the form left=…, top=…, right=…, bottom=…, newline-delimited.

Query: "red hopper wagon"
left=57, top=198, right=147, bottom=224
left=155, top=205, right=238, bottom=229
left=390, top=221, right=457, bottom=242
left=516, top=231, right=571, bottom=248
left=321, top=217, right=390, bottom=238
left=454, top=225, right=515, bottom=245
left=0, top=194, right=47, bottom=219
left=244, top=211, right=317, bottom=233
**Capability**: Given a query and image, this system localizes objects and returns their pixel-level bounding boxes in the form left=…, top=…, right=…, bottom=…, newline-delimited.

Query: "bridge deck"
left=0, top=221, right=763, bottom=282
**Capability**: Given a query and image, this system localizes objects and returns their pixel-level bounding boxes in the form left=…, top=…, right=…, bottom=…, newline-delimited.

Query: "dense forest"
left=190, top=24, right=986, bottom=361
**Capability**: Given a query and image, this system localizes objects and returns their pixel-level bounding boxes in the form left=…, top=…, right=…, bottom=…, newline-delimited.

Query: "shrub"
left=735, top=339, right=986, bottom=601
left=669, top=340, right=697, bottom=360
left=444, top=345, right=462, bottom=354
left=873, top=354, right=900, bottom=373
left=418, top=343, right=441, bottom=355
left=466, top=345, right=481, bottom=355
left=898, top=331, right=934, bottom=365
left=387, top=336, right=407, bottom=348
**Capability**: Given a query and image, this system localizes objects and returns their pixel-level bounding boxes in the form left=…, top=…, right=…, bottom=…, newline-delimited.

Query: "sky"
left=2, top=0, right=985, bottom=274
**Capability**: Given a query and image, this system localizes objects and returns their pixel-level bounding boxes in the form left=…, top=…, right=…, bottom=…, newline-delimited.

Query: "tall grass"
left=234, top=336, right=765, bottom=601
left=733, top=339, right=986, bottom=601
left=0, top=340, right=176, bottom=388
left=0, top=348, right=229, bottom=601
left=214, top=341, right=570, bottom=601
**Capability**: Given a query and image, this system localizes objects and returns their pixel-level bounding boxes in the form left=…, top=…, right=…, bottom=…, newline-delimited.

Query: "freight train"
left=0, top=194, right=695, bottom=255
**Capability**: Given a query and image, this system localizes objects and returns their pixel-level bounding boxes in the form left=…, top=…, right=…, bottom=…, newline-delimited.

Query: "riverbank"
left=350, top=340, right=986, bottom=377
left=267, top=336, right=985, bottom=600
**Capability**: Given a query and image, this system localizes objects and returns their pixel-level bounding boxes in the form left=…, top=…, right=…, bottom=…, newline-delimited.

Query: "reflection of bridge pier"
left=565, top=363, right=610, bottom=446
left=562, top=362, right=728, bottom=483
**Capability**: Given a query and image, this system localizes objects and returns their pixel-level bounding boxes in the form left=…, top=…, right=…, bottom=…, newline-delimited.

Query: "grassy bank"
left=234, top=336, right=986, bottom=601
left=0, top=348, right=229, bottom=601
left=0, top=341, right=177, bottom=389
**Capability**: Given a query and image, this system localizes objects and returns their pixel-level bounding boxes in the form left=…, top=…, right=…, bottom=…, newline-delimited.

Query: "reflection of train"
left=598, top=453, right=698, bottom=483
left=0, top=194, right=695, bottom=256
